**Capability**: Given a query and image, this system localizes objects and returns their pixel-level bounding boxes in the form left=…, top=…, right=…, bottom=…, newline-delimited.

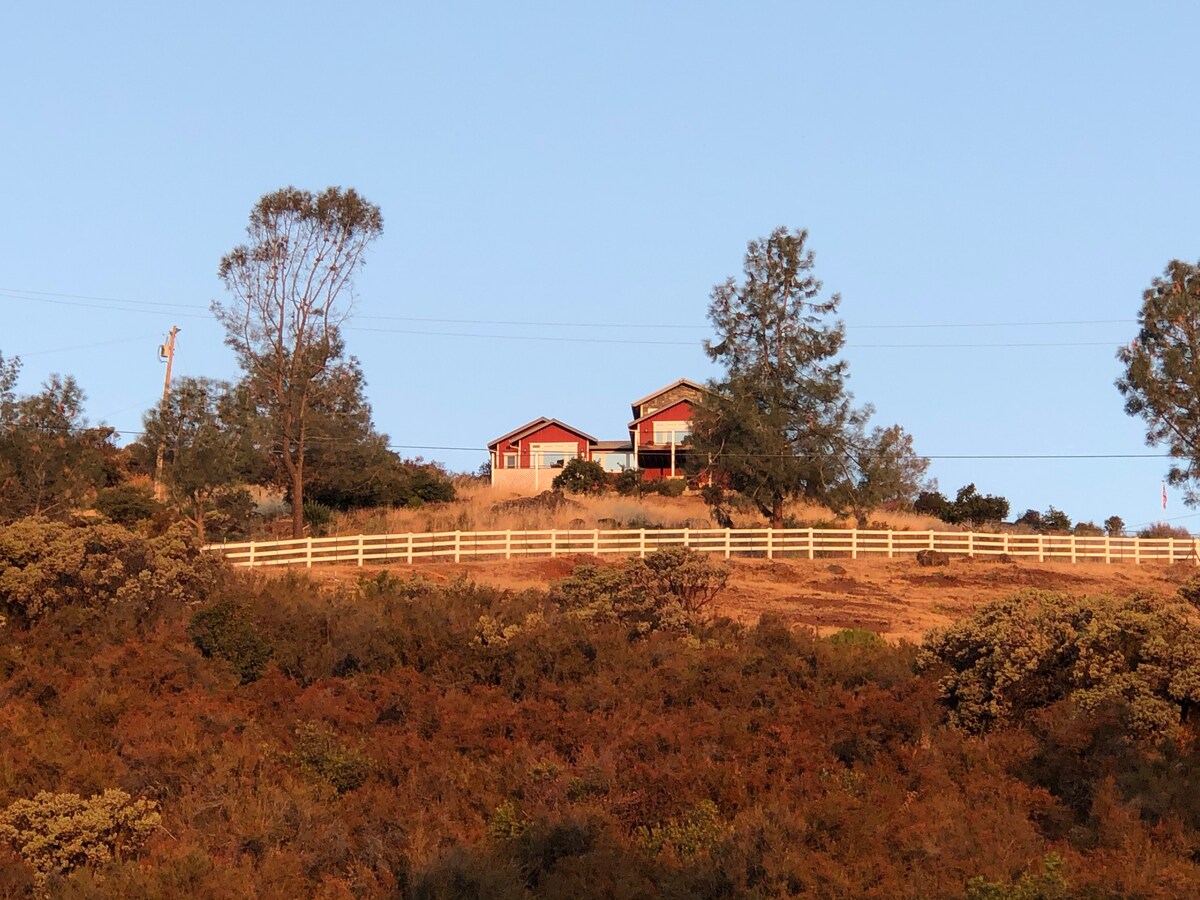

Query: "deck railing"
left=205, top=527, right=1200, bottom=569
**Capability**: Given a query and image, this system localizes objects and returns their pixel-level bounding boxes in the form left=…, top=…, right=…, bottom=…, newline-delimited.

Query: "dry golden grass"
left=327, top=483, right=947, bottom=536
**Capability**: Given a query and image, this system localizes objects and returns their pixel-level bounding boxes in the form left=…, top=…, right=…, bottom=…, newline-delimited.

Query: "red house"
left=487, top=379, right=706, bottom=492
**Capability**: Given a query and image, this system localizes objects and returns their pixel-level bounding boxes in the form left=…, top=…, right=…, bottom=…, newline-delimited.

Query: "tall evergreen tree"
left=691, top=227, right=864, bottom=526
left=1116, top=259, right=1200, bottom=505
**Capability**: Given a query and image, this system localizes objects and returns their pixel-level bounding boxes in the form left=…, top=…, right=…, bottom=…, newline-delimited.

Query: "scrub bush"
left=0, top=789, right=159, bottom=889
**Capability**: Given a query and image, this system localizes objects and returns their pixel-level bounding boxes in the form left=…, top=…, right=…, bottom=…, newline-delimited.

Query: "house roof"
left=629, top=378, right=707, bottom=412
left=591, top=440, right=634, bottom=451
left=627, top=397, right=698, bottom=428
left=487, top=417, right=597, bottom=449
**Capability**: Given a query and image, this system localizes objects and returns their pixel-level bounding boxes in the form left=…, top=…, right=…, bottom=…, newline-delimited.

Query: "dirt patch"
left=301, top=554, right=1198, bottom=643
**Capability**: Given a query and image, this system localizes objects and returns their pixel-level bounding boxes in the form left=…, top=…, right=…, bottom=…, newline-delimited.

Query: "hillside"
left=4, top=520, right=1200, bottom=896
left=311, top=554, right=1197, bottom=642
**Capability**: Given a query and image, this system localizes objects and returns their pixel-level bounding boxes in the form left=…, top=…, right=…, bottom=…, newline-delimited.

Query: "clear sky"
left=3, top=2, right=1199, bottom=531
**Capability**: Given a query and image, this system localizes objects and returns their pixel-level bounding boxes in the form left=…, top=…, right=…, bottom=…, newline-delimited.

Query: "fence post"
left=248, top=542, right=256, bottom=567
left=305, top=538, right=313, bottom=568
left=407, top=533, right=414, bottom=565
left=851, top=529, right=858, bottom=560
left=640, top=528, right=646, bottom=559
left=683, top=528, right=690, bottom=550
left=1134, top=537, right=1141, bottom=565
left=886, top=530, right=894, bottom=559
left=550, top=530, right=557, bottom=559
left=505, top=530, right=512, bottom=561
left=1038, top=535, right=1044, bottom=563
left=724, top=528, right=731, bottom=560
left=357, top=534, right=364, bottom=567
left=808, top=528, right=814, bottom=560
left=1070, top=534, right=1077, bottom=564
left=967, top=531, right=974, bottom=557
left=1104, top=535, right=1111, bottom=564
left=454, top=531, right=461, bottom=563
left=1003, top=533, right=1010, bottom=557
left=593, top=528, right=600, bottom=555
left=928, top=531, right=935, bottom=550
left=767, top=527, right=774, bottom=560
left=1169, top=537, right=1176, bottom=563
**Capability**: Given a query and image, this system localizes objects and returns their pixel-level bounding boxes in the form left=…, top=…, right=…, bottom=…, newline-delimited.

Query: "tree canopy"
left=0, top=354, right=117, bottom=522
left=1116, top=259, right=1200, bottom=505
left=212, top=186, right=384, bottom=537
left=691, top=227, right=926, bottom=525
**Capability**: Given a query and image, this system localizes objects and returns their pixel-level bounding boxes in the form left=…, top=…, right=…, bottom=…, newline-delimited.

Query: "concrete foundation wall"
left=491, top=468, right=558, bottom=494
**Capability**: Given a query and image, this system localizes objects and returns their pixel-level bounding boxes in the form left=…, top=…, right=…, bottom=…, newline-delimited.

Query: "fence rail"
left=205, top=528, right=1200, bottom=569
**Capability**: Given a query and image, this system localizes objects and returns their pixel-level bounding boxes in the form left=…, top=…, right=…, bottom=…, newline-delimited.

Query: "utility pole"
left=153, top=326, right=180, bottom=501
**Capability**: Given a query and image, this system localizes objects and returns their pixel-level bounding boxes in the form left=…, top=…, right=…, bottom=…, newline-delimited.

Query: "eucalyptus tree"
left=213, top=187, right=384, bottom=537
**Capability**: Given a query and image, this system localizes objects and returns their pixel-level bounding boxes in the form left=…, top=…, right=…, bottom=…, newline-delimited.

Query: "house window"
left=504, top=453, right=518, bottom=468
left=596, top=452, right=633, bottom=472
left=652, top=421, right=690, bottom=444
left=530, top=442, right=579, bottom=469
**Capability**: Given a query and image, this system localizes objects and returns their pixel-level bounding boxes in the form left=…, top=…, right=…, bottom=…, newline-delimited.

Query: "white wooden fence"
left=205, top=528, right=1200, bottom=569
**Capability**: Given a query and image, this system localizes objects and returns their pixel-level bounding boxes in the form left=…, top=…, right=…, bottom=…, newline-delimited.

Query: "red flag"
left=1163, top=481, right=1168, bottom=510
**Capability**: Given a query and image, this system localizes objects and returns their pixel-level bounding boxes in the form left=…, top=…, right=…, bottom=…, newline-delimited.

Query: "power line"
left=0, top=285, right=1137, bottom=333
left=15, top=334, right=161, bottom=358
left=344, top=324, right=1127, bottom=350
left=0, top=287, right=208, bottom=310
left=0, top=291, right=213, bottom=320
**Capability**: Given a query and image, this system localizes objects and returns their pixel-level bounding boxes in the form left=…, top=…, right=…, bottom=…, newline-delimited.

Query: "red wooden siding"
left=635, top=400, right=695, bottom=445
left=509, top=423, right=591, bottom=468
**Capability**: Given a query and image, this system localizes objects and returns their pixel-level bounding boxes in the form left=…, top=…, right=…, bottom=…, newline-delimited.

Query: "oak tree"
left=0, top=356, right=116, bottom=522
left=138, top=377, right=250, bottom=542
left=213, top=187, right=383, bottom=537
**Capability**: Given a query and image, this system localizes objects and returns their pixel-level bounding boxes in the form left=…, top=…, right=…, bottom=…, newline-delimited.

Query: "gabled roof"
left=628, top=376, right=700, bottom=412
left=627, top=396, right=698, bottom=428
left=487, top=417, right=597, bottom=449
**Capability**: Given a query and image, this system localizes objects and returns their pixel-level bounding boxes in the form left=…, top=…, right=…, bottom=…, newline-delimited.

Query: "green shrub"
left=551, top=458, right=610, bottom=494
left=626, top=548, right=729, bottom=618
left=1137, top=521, right=1193, bottom=539
left=302, top=500, right=334, bottom=531
left=0, top=789, right=160, bottom=889
left=920, top=591, right=1200, bottom=738
left=636, top=800, right=728, bottom=858
left=0, top=518, right=218, bottom=627
left=613, top=469, right=644, bottom=497
left=647, top=478, right=687, bottom=497
left=204, top=487, right=258, bottom=541
left=93, top=485, right=159, bottom=527
left=187, top=600, right=273, bottom=684
left=290, top=721, right=373, bottom=794
left=551, top=549, right=729, bottom=639
left=914, top=490, right=950, bottom=518
left=826, top=628, right=884, bottom=648
left=966, top=853, right=1070, bottom=900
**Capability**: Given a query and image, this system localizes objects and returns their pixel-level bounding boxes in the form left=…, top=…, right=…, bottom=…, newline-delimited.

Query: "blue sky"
left=2, top=2, right=1198, bottom=530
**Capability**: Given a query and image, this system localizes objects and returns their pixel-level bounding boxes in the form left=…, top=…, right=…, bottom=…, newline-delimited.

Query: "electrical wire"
left=0, top=285, right=1136, bottom=335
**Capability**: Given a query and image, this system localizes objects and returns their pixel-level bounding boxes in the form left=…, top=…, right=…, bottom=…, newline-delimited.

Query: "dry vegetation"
left=312, top=554, right=1198, bottom=644
left=6, top=518, right=1200, bottom=896
left=329, top=483, right=947, bottom=536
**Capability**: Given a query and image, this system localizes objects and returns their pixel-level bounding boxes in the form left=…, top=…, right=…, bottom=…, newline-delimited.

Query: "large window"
left=596, top=452, right=633, bottom=472
left=652, top=421, right=690, bottom=444
left=530, top=442, right=579, bottom=469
